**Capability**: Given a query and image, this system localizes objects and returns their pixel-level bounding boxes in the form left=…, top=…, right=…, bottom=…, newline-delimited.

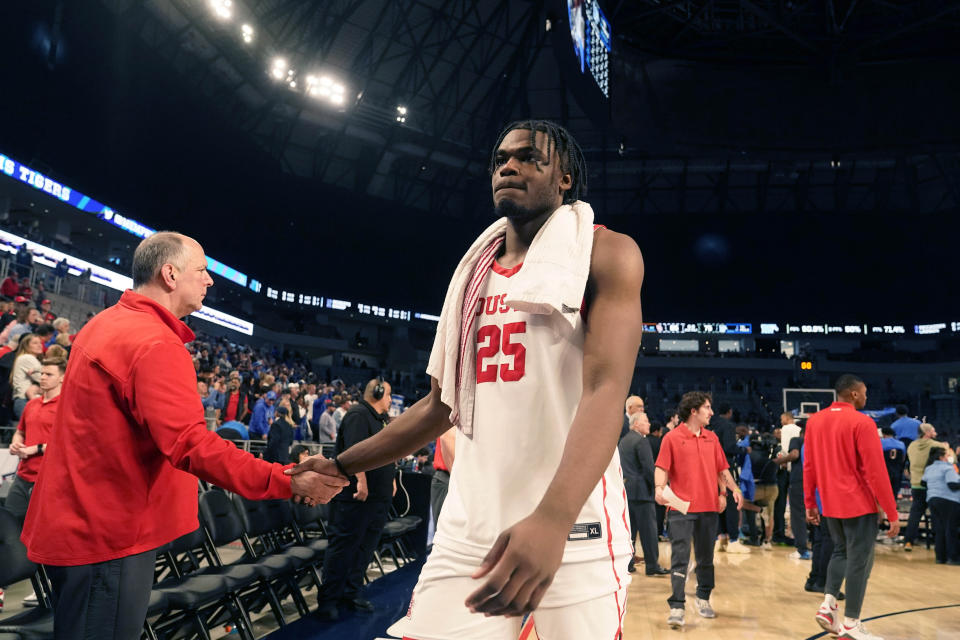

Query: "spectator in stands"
left=10, top=333, right=43, bottom=417
left=303, top=382, right=318, bottom=425
left=315, top=378, right=396, bottom=621
left=15, top=244, right=33, bottom=276
left=0, top=272, right=19, bottom=299
left=0, top=300, right=15, bottom=332
left=52, top=257, right=68, bottom=281
left=656, top=391, right=743, bottom=628
left=317, top=401, right=338, bottom=442
left=904, top=423, right=952, bottom=551
left=17, top=277, right=32, bottom=301
left=48, top=317, right=71, bottom=347
left=922, top=446, right=960, bottom=565
left=287, top=382, right=302, bottom=425
left=221, top=378, right=248, bottom=424
left=33, top=281, right=46, bottom=307
left=333, top=395, right=348, bottom=428
left=249, top=390, right=277, bottom=440
left=33, top=323, right=53, bottom=354
left=37, top=298, right=54, bottom=323
left=0, top=304, right=39, bottom=345
left=290, top=444, right=311, bottom=464
left=20, top=231, right=347, bottom=638
left=880, top=427, right=907, bottom=499
left=891, top=405, right=921, bottom=448
left=198, top=381, right=219, bottom=430
left=265, top=403, right=296, bottom=464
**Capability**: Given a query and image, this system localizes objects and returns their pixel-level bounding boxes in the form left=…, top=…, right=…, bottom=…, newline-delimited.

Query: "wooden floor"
left=622, top=539, right=960, bottom=639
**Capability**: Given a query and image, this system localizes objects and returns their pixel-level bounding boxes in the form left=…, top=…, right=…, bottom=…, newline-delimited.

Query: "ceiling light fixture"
left=209, top=0, right=233, bottom=20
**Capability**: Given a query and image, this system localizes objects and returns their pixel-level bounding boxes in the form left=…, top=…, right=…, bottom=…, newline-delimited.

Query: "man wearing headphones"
left=315, top=377, right=395, bottom=621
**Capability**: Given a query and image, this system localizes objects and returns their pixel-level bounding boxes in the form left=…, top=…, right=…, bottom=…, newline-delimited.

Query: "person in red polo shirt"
left=7, top=356, right=65, bottom=522
left=804, top=374, right=900, bottom=640
left=655, top=391, right=743, bottom=629
left=20, top=232, right=348, bottom=640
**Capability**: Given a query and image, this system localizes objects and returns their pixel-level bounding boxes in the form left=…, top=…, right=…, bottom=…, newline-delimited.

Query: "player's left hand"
left=466, top=511, right=567, bottom=617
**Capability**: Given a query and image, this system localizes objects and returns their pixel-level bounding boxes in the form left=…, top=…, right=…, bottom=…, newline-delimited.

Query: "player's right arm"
left=288, top=377, right=454, bottom=478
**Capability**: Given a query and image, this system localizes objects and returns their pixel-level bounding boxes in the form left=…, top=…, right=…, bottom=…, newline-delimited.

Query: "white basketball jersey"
left=433, top=260, right=632, bottom=596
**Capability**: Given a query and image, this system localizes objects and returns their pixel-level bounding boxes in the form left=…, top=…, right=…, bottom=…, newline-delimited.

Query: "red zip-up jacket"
left=22, top=290, right=292, bottom=566
left=803, top=401, right=897, bottom=520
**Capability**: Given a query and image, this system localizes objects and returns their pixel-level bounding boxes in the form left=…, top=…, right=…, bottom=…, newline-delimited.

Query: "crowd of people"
left=618, top=381, right=959, bottom=637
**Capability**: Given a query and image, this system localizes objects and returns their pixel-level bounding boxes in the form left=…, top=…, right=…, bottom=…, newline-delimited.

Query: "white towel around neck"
left=426, top=200, right=596, bottom=437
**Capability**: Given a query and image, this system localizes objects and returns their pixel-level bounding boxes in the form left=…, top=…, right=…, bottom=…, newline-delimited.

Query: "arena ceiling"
left=1, top=1, right=959, bottom=321
left=97, top=0, right=960, bottom=219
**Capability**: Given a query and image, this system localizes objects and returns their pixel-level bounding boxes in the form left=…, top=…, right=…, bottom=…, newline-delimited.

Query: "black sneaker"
left=344, top=597, right=375, bottom=612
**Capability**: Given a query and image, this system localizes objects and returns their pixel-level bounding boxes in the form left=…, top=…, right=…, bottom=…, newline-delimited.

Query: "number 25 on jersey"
left=476, top=321, right=526, bottom=383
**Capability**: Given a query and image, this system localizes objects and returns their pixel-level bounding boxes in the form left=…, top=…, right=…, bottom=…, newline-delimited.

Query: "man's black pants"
left=904, top=487, right=927, bottom=544
left=47, top=548, right=157, bottom=640
left=807, top=520, right=834, bottom=587
left=773, top=469, right=789, bottom=539
left=789, top=486, right=809, bottom=552
left=318, top=499, right=390, bottom=606
left=628, top=499, right=660, bottom=572
left=928, top=497, right=960, bottom=563
left=718, top=487, right=741, bottom=541
left=667, top=511, right=717, bottom=609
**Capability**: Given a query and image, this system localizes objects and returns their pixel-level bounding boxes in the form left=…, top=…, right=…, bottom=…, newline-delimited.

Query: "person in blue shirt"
left=890, top=405, right=921, bottom=448
left=880, top=427, right=907, bottom=499
left=922, top=446, right=960, bottom=565
left=248, top=390, right=277, bottom=440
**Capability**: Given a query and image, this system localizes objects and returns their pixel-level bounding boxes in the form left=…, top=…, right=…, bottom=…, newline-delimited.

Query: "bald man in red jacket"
left=22, top=232, right=347, bottom=640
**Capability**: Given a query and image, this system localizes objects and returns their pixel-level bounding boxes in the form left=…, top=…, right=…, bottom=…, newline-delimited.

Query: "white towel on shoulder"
left=427, top=201, right=596, bottom=437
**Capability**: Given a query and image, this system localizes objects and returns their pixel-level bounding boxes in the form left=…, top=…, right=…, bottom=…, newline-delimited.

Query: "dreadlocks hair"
left=488, top=120, right=587, bottom=204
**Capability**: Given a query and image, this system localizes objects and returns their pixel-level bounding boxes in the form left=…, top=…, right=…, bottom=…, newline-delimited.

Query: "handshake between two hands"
left=284, top=455, right=350, bottom=506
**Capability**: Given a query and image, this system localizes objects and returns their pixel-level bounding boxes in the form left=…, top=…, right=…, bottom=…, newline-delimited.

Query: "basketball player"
left=289, top=120, right=645, bottom=639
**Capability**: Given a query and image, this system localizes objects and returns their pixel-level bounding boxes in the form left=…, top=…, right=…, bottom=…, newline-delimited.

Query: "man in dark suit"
left=619, top=410, right=669, bottom=576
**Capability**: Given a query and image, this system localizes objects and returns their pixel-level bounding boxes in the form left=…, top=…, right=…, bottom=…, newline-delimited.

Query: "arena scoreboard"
left=567, top=0, right=611, bottom=97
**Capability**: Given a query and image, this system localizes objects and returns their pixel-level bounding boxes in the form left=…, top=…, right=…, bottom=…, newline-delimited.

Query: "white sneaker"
left=761, top=541, right=773, bottom=551
left=667, top=608, right=685, bottom=628
left=22, top=591, right=38, bottom=607
left=816, top=601, right=840, bottom=635
left=789, top=550, right=812, bottom=560
left=695, top=597, right=716, bottom=618
left=839, top=620, right=883, bottom=640
left=726, top=540, right=752, bottom=554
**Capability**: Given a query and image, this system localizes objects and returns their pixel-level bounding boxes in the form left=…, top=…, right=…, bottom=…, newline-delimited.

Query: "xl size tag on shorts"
left=567, top=522, right=602, bottom=541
